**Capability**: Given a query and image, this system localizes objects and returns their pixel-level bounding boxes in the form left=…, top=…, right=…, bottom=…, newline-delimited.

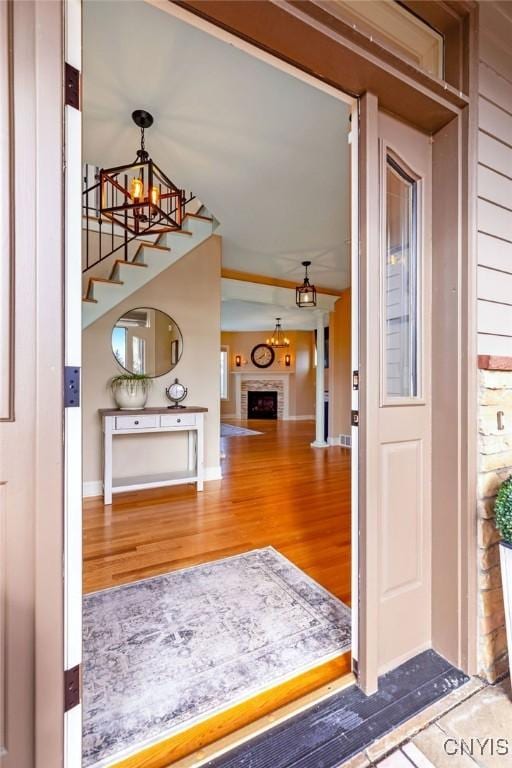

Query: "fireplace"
left=247, top=391, right=278, bottom=420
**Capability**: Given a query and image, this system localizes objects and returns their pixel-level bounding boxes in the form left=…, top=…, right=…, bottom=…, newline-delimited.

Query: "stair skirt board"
left=82, top=548, right=351, bottom=768
left=205, top=650, right=470, bottom=768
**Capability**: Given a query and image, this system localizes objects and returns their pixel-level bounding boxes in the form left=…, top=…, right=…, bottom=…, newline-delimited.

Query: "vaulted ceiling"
left=83, top=0, right=351, bottom=329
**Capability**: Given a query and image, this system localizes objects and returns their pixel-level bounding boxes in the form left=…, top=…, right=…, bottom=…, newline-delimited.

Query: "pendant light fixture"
left=296, top=260, right=317, bottom=307
left=267, top=318, right=290, bottom=349
left=99, top=110, right=186, bottom=237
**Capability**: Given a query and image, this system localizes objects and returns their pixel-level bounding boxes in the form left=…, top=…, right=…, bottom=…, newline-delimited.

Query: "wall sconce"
left=235, top=354, right=242, bottom=367
left=285, top=354, right=291, bottom=367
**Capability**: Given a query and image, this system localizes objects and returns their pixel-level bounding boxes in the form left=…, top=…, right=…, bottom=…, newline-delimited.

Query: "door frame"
left=50, top=0, right=478, bottom=764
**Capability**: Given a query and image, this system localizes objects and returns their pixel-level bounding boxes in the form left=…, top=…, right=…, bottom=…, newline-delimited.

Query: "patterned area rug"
left=221, top=422, right=263, bottom=437
left=82, top=547, right=351, bottom=768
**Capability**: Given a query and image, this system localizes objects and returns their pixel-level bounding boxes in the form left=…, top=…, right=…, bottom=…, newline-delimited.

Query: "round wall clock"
left=251, top=344, right=275, bottom=368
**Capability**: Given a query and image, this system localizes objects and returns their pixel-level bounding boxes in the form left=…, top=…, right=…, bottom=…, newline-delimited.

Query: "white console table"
left=100, top=407, right=207, bottom=505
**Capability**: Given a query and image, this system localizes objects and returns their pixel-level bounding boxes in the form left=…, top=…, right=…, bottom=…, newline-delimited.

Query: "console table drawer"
left=115, top=415, right=159, bottom=430
left=160, top=413, right=197, bottom=428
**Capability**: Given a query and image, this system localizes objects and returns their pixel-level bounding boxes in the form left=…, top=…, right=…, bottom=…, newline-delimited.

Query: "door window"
left=383, top=154, right=420, bottom=400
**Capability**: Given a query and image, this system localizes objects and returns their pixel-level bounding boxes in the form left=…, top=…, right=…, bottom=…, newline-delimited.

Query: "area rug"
left=221, top=422, right=263, bottom=437
left=82, top=547, right=351, bottom=768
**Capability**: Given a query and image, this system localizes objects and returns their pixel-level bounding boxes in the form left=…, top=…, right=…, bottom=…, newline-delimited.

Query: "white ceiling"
left=221, top=301, right=327, bottom=333
left=221, top=279, right=338, bottom=332
left=83, top=0, right=351, bottom=330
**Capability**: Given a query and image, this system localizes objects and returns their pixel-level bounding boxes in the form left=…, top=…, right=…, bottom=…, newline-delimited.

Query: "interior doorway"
left=79, top=2, right=358, bottom=766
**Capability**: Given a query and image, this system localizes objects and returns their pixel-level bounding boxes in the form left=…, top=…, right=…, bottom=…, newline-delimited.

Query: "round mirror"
left=111, top=307, right=183, bottom=377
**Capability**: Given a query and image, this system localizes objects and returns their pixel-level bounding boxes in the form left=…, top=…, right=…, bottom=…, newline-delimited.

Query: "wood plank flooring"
left=83, top=419, right=352, bottom=767
left=84, top=419, right=351, bottom=601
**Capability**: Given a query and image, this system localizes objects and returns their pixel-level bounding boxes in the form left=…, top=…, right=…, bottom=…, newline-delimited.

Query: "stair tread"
left=89, top=277, right=124, bottom=285
left=110, top=260, right=148, bottom=280
left=142, top=243, right=171, bottom=251
left=184, top=212, right=214, bottom=223
left=113, top=259, right=148, bottom=268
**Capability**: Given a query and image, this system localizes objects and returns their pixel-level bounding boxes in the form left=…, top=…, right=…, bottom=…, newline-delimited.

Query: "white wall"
left=477, top=3, right=512, bottom=356
left=83, top=236, right=222, bottom=496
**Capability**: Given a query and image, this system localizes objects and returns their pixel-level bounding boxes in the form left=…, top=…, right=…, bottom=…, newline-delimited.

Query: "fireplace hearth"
left=247, top=391, right=278, bottom=420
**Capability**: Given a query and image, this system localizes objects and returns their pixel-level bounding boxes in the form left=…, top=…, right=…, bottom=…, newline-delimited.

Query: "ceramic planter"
left=112, top=381, right=149, bottom=410
left=499, top=540, right=512, bottom=669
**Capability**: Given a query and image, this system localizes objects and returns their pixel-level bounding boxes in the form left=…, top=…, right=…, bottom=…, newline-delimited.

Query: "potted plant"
left=110, top=373, right=151, bottom=410
left=495, top=476, right=512, bottom=668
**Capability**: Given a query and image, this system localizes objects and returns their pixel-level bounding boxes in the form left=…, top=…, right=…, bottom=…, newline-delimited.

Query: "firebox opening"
left=247, top=390, right=278, bottom=420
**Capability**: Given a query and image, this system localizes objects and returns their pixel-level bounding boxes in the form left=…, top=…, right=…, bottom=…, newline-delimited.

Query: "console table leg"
left=197, top=421, right=204, bottom=491
left=104, top=427, right=113, bottom=506
left=188, top=430, right=194, bottom=473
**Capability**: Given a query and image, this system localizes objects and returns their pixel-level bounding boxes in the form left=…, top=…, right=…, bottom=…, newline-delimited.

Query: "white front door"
left=359, top=94, right=432, bottom=692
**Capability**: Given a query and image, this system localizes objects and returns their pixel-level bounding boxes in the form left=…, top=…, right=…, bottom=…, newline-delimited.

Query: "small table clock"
left=166, top=378, right=188, bottom=409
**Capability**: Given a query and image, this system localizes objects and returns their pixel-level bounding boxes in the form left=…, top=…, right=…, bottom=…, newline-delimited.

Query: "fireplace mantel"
left=233, top=372, right=290, bottom=420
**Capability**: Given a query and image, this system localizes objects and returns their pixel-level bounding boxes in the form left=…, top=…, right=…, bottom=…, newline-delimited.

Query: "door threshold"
left=191, top=650, right=470, bottom=768
left=108, top=653, right=353, bottom=768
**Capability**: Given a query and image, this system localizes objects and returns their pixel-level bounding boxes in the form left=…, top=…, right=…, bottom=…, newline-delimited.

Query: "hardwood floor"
left=83, top=419, right=352, bottom=602
left=83, top=419, right=352, bottom=767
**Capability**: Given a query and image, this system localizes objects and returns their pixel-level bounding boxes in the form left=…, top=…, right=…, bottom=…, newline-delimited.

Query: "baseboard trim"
left=328, top=435, right=352, bottom=448
left=83, top=480, right=102, bottom=498
left=83, top=465, right=223, bottom=498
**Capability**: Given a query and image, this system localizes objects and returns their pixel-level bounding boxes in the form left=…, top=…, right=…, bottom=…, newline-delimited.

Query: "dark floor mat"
left=206, top=649, right=469, bottom=768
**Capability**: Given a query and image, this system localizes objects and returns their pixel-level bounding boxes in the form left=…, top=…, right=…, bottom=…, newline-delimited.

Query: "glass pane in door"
left=384, top=156, right=419, bottom=398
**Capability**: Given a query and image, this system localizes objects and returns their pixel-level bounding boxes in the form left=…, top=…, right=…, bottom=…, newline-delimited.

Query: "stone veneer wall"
left=241, top=379, right=285, bottom=420
left=477, top=356, right=512, bottom=682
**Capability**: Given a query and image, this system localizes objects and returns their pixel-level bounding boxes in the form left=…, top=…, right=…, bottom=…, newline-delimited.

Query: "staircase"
left=82, top=166, right=218, bottom=328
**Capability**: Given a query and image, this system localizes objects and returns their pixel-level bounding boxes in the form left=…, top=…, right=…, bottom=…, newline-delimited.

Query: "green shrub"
left=495, top=476, right=512, bottom=545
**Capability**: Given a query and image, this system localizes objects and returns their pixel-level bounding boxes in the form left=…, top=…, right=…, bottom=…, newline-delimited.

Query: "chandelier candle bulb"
left=150, top=185, right=159, bottom=206
left=130, top=177, right=144, bottom=201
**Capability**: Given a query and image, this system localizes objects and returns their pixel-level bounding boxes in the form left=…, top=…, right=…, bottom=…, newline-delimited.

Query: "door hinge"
left=64, top=63, right=81, bottom=110
left=352, top=657, right=359, bottom=676
left=64, top=366, right=80, bottom=407
left=351, top=410, right=359, bottom=427
left=64, top=664, right=81, bottom=712
left=352, top=370, right=359, bottom=390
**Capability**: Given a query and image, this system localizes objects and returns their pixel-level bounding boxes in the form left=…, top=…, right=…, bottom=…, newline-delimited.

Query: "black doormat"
left=206, top=649, right=469, bottom=768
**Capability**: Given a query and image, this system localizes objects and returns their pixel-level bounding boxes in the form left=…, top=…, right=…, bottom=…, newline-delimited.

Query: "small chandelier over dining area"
left=296, top=260, right=317, bottom=307
left=99, top=110, right=186, bottom=237
left=267, top=318, right=290, bottom=349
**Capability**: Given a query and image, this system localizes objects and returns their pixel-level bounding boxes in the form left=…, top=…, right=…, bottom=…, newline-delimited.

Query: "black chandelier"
left=99, top=110, right=186, bottom=237
left=267, top=318, right=290, bottom=349
left=296, top=260, right=317, bottom=307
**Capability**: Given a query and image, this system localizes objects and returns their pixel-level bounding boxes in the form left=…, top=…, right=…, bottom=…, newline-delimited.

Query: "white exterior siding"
left=478, top=3, right=512, bottom=355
